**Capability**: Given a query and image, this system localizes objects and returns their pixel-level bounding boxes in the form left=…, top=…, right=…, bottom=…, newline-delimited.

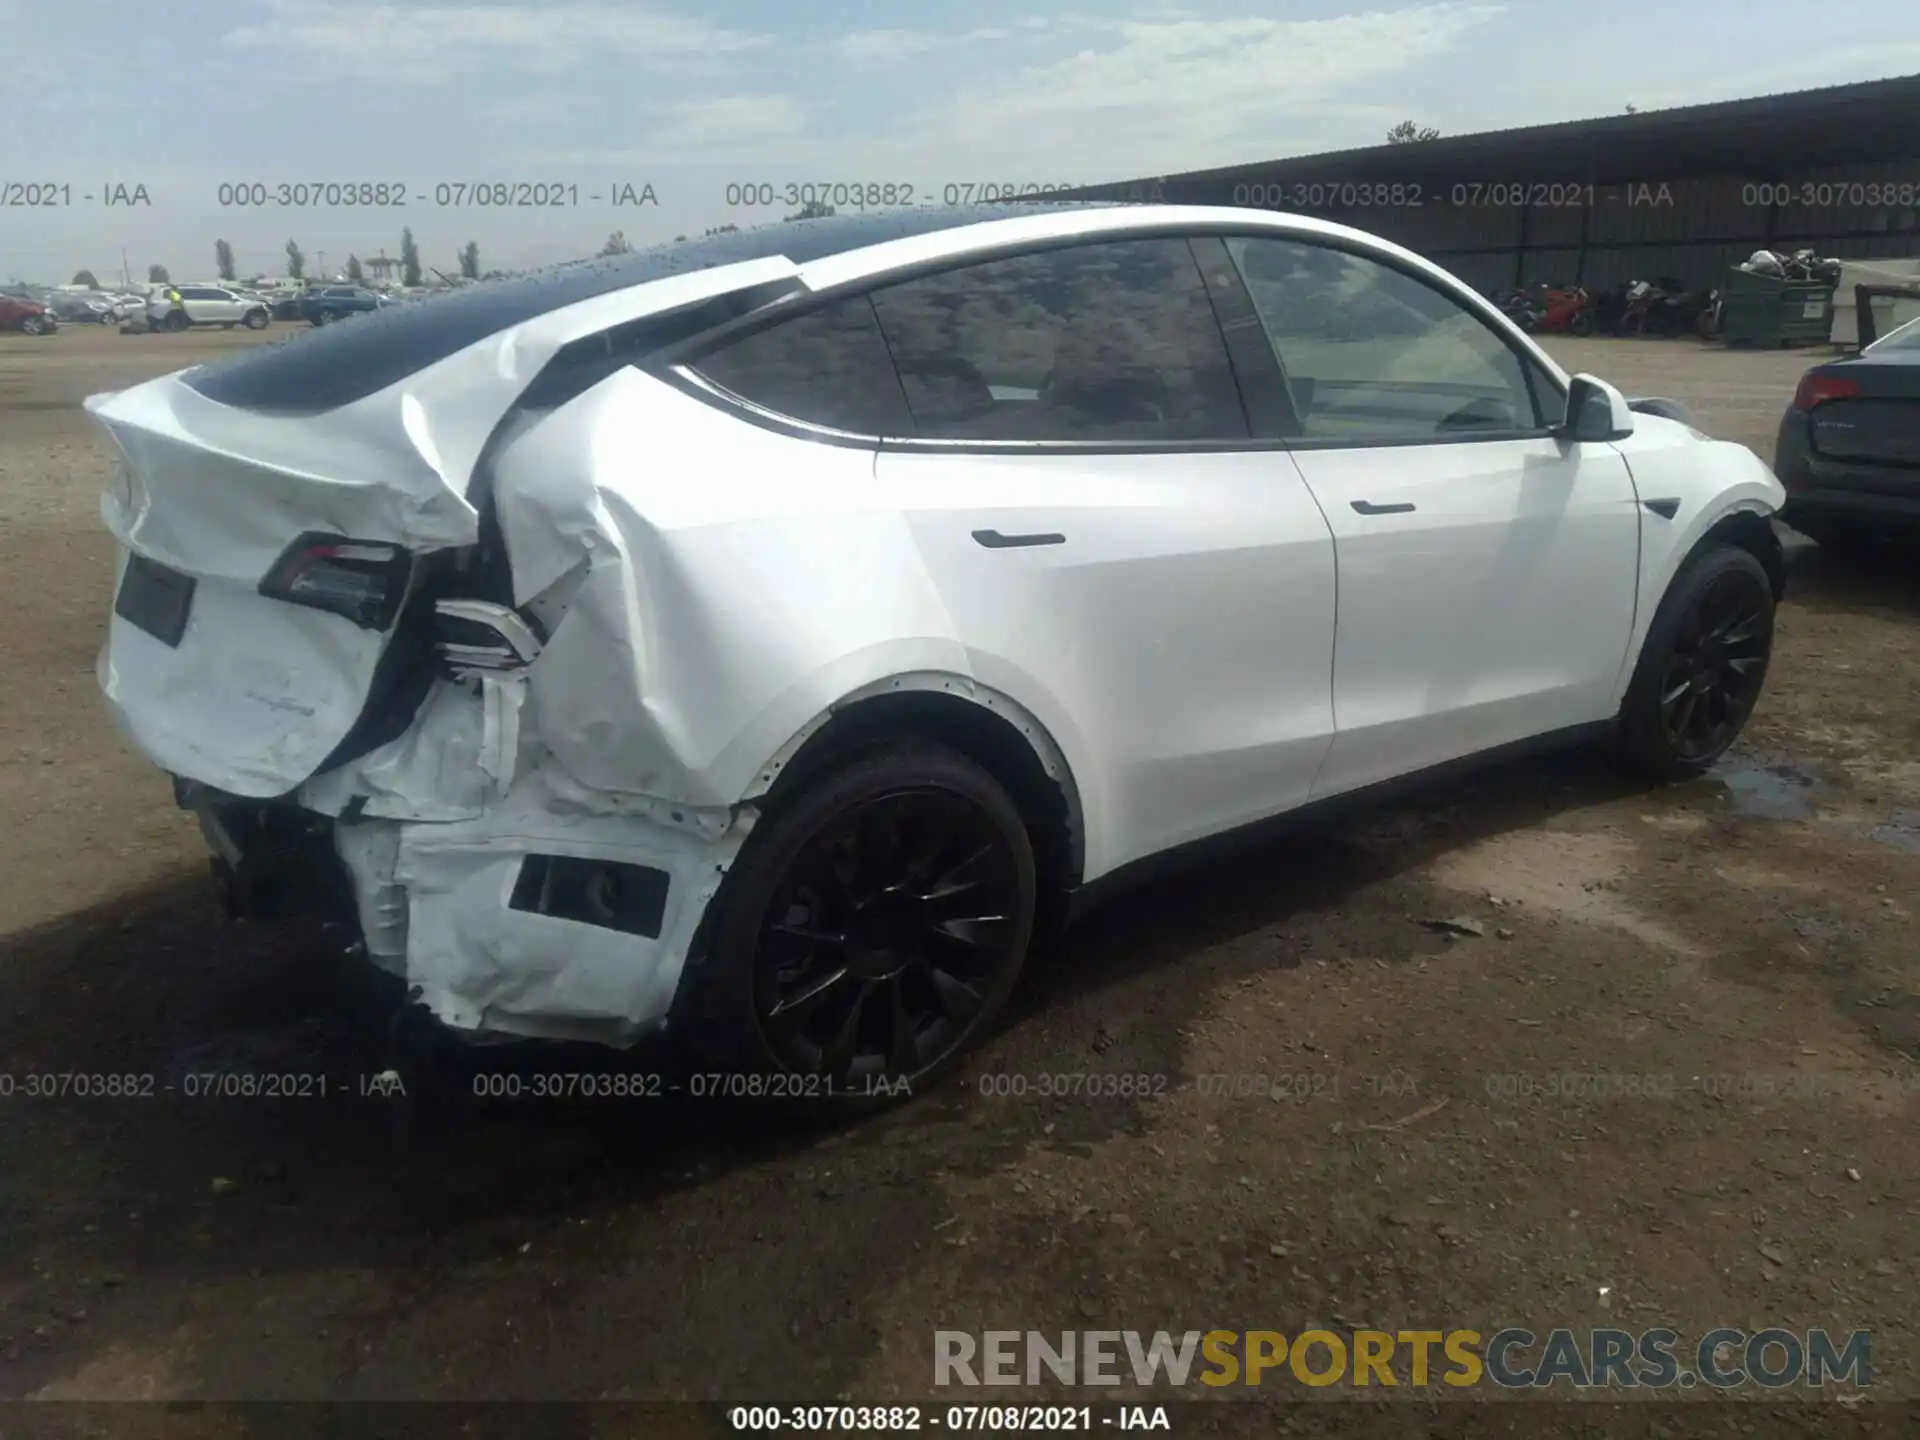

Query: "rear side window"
left=691, top=296, right=911, bottom=435
left=866, top=238, right=1248, bottom=443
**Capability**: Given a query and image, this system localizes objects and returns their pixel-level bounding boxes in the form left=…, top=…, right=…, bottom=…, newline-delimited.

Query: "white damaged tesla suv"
left=89, top=203, right=1786, bottom=1095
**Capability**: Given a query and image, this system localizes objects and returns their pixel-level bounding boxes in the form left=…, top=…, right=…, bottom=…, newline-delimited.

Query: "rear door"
left=839, top=237, right=1336, bottom=876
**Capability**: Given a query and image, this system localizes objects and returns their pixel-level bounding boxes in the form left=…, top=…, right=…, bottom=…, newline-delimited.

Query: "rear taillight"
left=258, top=533, right=411, bottom=630
left=1792, top=372, right=1861, bottom=411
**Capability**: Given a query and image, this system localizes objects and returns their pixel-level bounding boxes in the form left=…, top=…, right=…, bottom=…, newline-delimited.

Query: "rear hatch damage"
left=89, top=256, right=807, bottom=1042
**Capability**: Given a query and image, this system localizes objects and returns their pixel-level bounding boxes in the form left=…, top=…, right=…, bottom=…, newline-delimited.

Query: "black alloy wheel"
left=682, top=741, right=1038, bottom=1105
left=1620, top=544, right=1774, bottom=779
left=1655, top=571, right=1769, bottom=763
left=755, top=788, right=1024, bottom=1082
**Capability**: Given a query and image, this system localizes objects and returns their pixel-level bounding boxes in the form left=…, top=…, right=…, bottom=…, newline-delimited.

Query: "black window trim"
left=657, top=218, right=1573, bottom=457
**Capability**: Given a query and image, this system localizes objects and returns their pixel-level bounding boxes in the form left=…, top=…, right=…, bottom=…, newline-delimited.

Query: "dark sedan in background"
left=1775, top=316, right=1920, bottom=540
left=298, top=285, right=396, bottom=326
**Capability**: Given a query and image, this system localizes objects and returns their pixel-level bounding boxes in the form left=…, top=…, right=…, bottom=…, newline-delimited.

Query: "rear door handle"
left=973, top=529, right=1066, bottom=548
left=1351, top=500, right=1415, bottom=515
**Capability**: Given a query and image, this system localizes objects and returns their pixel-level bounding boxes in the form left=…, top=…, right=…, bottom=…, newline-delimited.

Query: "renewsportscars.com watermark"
left=934, top=1328, right=1872, bottom=1391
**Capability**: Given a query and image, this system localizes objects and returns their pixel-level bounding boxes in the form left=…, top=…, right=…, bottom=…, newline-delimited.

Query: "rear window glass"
left=693, top=296, right=911, bottom=435
left=181, top=203, right=1101, bottom=414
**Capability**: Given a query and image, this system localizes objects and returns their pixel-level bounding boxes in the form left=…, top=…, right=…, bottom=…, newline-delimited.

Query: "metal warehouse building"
left=1063, top=74, right=1920, bottom=294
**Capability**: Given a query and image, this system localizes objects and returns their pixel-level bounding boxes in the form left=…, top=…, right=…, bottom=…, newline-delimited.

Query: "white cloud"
left=881, top=4, right=1508, bottom=177
left=644, top=95, right=808, bottom=149
left=513, top=4, right=1502, bottom=173
left=224, top=0, right=770, bottom=83
left=826, top=29, right=940, bottom=65
left=821, top=26, right=1018, bottom=66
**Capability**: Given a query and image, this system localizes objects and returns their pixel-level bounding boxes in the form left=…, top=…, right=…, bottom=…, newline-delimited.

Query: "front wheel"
left=20, top=315, right=48, bottom=335
left=677, top=741, right=1038, bottom=1109
left=244, top=309, right=269, bottom=330
left=1618, top=545, right=1775, bottom=779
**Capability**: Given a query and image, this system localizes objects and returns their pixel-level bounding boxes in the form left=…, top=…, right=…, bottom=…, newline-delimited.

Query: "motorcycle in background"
left=1495, top=286, right=1543, bottom=332
left=1536, top=284, right=1595, bottom=335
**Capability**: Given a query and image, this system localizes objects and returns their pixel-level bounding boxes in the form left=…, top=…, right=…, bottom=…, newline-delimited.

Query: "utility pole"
left=315, top=250, right=327, bottom=280
left=121, top=247, right=130, bottom=287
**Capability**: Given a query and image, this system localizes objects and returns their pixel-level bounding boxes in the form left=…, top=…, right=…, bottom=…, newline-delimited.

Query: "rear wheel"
left=678, top=741, right=1037, bottom=1109
left=1570, top=311, right=1595, bottom=337
left=1618, top=545, right=1774, bottom=779
left=244, top=308, right=269, bottom=330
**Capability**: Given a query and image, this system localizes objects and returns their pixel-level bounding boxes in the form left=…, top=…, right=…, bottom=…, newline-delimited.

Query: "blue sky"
left=4, top=0, right=1918, bottom=284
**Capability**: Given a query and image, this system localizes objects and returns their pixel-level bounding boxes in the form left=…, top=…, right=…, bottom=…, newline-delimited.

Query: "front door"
left=1218, top=235, right=1642, bottom=798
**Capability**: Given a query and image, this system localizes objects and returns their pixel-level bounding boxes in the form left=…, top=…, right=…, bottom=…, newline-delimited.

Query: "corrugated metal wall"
left=1164, top=159, right=1920, bottom=293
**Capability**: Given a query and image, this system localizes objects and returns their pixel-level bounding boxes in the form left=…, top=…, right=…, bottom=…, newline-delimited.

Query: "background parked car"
left=0, top=295, right=57, bottom=334
left=146, top=284, right=272, bottom=332
left=1774, top=312, right=1920, bottom=542
left=299, top=285, right=395, bottom=325
left=47, top=291, right=120, bottom=325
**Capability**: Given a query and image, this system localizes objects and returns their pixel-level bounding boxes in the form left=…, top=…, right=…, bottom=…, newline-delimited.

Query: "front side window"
left=1224, top=236, right=1557, bottom=442
left=865, top=238, right=1249, bottom=442
left=691, top=295, right=912, bottom=436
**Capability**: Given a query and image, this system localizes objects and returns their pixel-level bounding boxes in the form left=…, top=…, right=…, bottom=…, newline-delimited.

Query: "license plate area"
left=114, top=553, right=196, bottom=646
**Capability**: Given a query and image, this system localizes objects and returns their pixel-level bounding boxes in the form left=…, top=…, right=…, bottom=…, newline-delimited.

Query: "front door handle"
left=973, top=529, right=1066, bottom=548
left=1351, top=500, right=1416, bottom=515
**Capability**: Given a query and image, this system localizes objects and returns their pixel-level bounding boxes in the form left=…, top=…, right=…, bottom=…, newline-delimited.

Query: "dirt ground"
left=0, top=324, right=1916, bottom=1428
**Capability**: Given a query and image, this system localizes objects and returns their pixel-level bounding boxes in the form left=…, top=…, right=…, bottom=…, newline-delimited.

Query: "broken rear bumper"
left=173, top=766, right=751, bottom=1047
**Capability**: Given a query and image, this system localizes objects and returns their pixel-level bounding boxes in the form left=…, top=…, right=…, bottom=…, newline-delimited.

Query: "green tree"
left=1385, top=120, right=1440, bottom=144
left=459, top=241, right=480, bottom=279
left=1624, top=103, right=1640, bottom=114
left=399, top=227, right=422, bottom=286
left=599, top=231, right=633, bottom=256
left=71, top=269, right=101, bottom=288
left=703, top=223, right=739, bottom=236
left=346, top=254, right=365, bottom=284
left=782, top=200, right=836, bottom=222
left=214, top=240, right=236, bottom=281
left=148, top=263, right=170, bottom=283
left=285, top=240, right=305, bottom=279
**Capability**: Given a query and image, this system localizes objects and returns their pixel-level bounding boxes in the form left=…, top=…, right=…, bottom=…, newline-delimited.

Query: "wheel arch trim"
left=1614, top=491, right=1784, bottom=704
left=739, top=671, right=1088, bottom=884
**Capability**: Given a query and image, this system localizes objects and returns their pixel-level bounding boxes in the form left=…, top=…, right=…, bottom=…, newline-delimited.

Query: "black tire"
left=244, top=308, right=269, bottom=330
left=1570, top=311, right=1595, bottom=337
left=1618, top=545, right=1774, bottom=780
left=310, top=311, right=328, bottom=327
left=676, top=740, right=1037, bottom=1110
left=20, top=315, right=48, bottom=335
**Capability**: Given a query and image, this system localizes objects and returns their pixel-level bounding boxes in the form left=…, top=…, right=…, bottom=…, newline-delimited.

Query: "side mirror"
left=1562, top=373, right=1635, bottom=442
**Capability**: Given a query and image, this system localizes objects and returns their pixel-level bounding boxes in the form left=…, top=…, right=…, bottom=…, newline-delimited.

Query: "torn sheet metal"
left=341, top=758, right=751, bottom=1043
left=487, top=366, right=974, bottom=809
left=89, top=256, right=803, bottom=800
